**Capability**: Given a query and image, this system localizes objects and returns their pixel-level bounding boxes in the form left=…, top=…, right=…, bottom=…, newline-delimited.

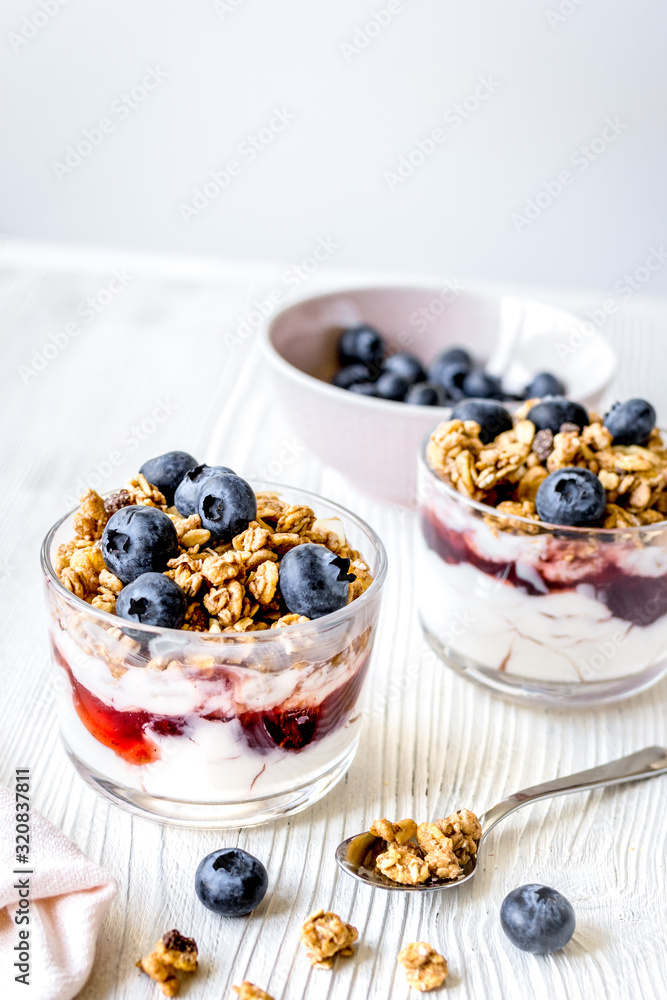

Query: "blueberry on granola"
left=279, top=543, right=355, bottom=619
left=524, top=372, right=565, bottom=399
left=195, top=848, right=268, bottom=917
left=527, top=396, right=589, bottom=435
left=382, top=352, right=426, bottom=386
left=197, top=473, right=257, bottom=542
left=535, top=467, right=607, bottom=527
left=102, top=506, right=179, bottom=583
left=139, top=451, right=198, bottom=505
left=174, top=464, right=234, bottom=517
left=405, top=382, right=447, bottom=406
left=604, top=398, right=656, bottom=446
left=338, top=324, right=385, bottom=368
left=450, top=399, right=513, bottom=445
left=500, top=884, right=575, bottom=954
left=116, top=572, right=187, bottom=629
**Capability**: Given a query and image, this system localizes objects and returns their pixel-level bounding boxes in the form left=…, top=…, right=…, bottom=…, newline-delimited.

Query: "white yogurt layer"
left=417, top=547, right=667, bottom=684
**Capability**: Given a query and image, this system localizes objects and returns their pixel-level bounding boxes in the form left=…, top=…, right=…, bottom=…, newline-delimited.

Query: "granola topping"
left=369, top=809, right=481, bottom=885
left=136, top=929, right=198, bottom=997
left=397, top=941, right=448, bottom=992
left=233, top=983, right=275, bottom=1000
left=300, top=909, right=358, bottom=968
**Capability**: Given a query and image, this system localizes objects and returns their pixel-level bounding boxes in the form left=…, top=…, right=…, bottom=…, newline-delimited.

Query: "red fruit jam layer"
left=53, top=641, right=368, bottom=765
left=421, top=507, right=667, bottom=627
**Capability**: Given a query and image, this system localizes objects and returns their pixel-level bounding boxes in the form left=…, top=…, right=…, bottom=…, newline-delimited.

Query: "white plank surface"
left=1, top=242, right=666, bottom=1000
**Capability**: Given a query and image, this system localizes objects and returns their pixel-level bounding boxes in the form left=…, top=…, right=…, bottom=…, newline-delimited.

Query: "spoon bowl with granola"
left=335, top=746, right=667, bottom=891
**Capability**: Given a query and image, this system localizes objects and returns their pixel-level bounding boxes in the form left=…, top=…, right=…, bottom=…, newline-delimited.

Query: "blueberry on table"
left=527, top=396, right=589, bottom=435
left=332, top=363, right=375, bottom=390
left=462, top=369, right=503, bottom=399
left=102, top=506, right=179, bottom=583
left=338, top=324, right=385, bottom=368
left=138, top=451, right=198, bottom=505
left=450, top=400, right=513, bottom=445
left=115, top=572, right=187, bottom=628
left=535, top=467, right=607, bottom=527
left=374, top=372, right=410, bottom=401
left=279, top=543, right=356, bottom=619
left=405, top=382, right=447, bottom=406
left=197, top=473, right=257, bottom=542
left=604, top=398, right=656, bottom=446
left=195, top=848, right=268, bottom=917
left=348, top=382, right=378, bottom=396
left=500, top=884, right=575, bottom=954
left=382, top=352, right=426, bottom=386
left=174, top=464, right=235, bottom=516
left=524, top=372, right=566, bottom=399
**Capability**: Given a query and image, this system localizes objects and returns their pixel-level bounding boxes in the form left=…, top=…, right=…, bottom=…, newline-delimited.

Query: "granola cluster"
left=136, top=929, right=198, bottom=997
left=397, top=941, right=449, bottom=992
left=426, top=403, right=667, bottom=529
left=55, top=475, right=373, bottom=632
left=299, top=908, right=358, bottom=968
left=233, top=983, right=275, bottom=1000
left=370, top=809, right=482, bottom=885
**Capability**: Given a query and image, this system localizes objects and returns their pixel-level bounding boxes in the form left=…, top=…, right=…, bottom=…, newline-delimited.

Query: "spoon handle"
left=480, top=745, right=667, bottom=837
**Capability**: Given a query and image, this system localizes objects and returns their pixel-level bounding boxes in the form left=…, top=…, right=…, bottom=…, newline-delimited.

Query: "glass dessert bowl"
left=416, top=397, right=667, bottom=705
left=42, top=480, right=386, bottom=827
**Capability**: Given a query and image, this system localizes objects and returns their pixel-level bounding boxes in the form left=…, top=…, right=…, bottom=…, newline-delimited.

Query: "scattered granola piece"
left=136, top=929, right=198, bottom=997
left=233, top=984, right=275, bottom=1000
left=397, top=941, right=448, bottom=992
left=300, top=909, right=358, bottom=969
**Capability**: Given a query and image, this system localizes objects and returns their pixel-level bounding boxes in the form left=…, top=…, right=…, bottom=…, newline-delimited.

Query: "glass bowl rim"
left=419, top=436, right=667, bottom=538
left=41, top=480, right=388, bottom=642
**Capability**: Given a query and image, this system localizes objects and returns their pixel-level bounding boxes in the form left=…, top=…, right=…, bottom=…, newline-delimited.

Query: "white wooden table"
left=2, top=242, right=666, bottom=1000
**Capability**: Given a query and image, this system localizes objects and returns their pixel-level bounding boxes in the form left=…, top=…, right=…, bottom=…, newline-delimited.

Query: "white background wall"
left=2, top=0, right=666, bottom=294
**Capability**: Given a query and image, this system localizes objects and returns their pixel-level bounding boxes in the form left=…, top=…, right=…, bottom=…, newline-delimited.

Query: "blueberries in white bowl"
left=116, top=572, right=187, bottom=629
left=195, top=848, right=268, bottom=917
left=536, top=467, right=607, bottom=527
left=139, top=451, right=198, bottom=506
left=197, top=473, right=257, bottom=543
left=279, top=543, right=356, bottom=619
left=102, top=506, right=179, bottom=583
left=382, top=352, right=426, bottom=385
left=500, top=884, right=575, bottom=954
left=333, top=363, right=376, bottom=390
left=338, top=324, right=385, bottom=369
left=462, top=369, right=503, bottom=400
left=604, top=398, right=656, bottom=446
left=374, top=371, right=410, bottom=401
left=525, top=372, right=566, bottom=399
left=405, top=382, right=447, bottom=406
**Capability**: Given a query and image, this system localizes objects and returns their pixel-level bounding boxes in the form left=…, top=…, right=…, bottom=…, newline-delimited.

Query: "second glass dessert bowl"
left=42, top=483, right=387, bottom=828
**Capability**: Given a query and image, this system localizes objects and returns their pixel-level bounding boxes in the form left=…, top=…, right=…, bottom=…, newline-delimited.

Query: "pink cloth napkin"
left=0, top=784, right=117, bottom=1000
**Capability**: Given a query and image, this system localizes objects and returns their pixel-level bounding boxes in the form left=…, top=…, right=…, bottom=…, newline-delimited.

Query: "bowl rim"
left=260, top=282, right=618, bottom=415
left=41, top=480, right=388, bottom=642
left=419, top=437, right=667, bottom=538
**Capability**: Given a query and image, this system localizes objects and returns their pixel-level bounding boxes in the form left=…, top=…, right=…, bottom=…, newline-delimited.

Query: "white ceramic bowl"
left=261, top=284, right=617, bottom=506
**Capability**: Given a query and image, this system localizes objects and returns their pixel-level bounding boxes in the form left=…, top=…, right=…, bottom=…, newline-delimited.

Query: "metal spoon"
left=335, top=746, right=667, bottom=892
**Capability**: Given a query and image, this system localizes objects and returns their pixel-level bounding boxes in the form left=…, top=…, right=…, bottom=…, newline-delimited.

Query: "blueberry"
left=338, top=324, right=385, bottom=368
left=195, top=848, right=268, bottom=917
left=535, top=467, right=606, bottom=527
left=115, top=572, right=186, bottom=629
left=174, top=464, right=235, bottom=517
left=604, top=398, right=656, bottom=446
left=527, top=396, right=589, bottom=435
left=138, top=451, right=198, bottom=506
left=197, top=473, right=257, bottom=542
left=382, top=352, right=426, bottom=386
left=428, top=358, right=469, bottom=400
left=524, top=372, right=566, bottom=399
left=462, top=369, right=503, bottom=399
left=405, top=382, right=447, bottom=406
left=102, top=506, right=179, bottom=584
left=279, top=543, right=356, bottom=619
left=374, top=371, right=409, bottom=401
left=500, top=884, right=575, bottom=954
left=332, top=364, right=375, bottom=390
left=450, top=400, right=513, bottom=445
left=432, top=347, right=473, bottom=370
left=348, top=382, right=378, bottom=397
